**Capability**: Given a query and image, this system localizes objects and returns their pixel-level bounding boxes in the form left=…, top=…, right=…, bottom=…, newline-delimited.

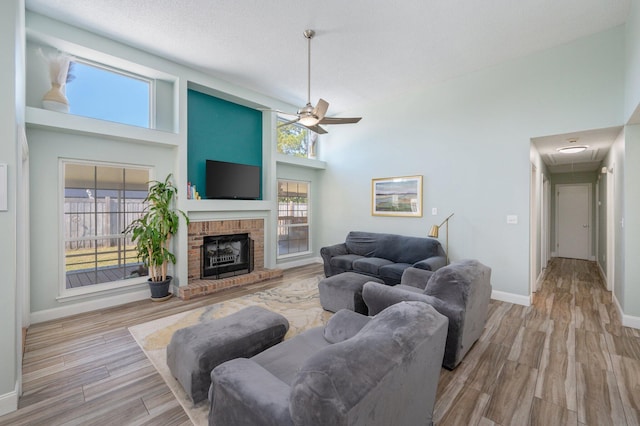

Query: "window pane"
left=66, top=61, right=150, bottom=128
left=277, top=119, right=318, bottom=159
left=64, top=162, right=149, bottom=289
left=277, top=180, right=310, bottom=257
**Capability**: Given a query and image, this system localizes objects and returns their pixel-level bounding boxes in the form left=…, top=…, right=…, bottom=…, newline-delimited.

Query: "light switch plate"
left=432, top=207, right=438, bottom=215
left=506, top=215, right=518, bottom=224
left=0, top=164, right=6, bottom=211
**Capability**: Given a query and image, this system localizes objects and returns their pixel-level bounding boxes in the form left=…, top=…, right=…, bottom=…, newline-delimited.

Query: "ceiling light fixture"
left=557, top=145, right=588, bottom=154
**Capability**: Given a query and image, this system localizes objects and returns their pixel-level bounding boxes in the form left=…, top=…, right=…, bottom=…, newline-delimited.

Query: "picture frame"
left=371, top=175, right=423, bottom=217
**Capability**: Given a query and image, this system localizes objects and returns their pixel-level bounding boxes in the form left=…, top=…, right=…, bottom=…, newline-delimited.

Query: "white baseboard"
left=613, top=294, right=640, bottom=330
left=30, top=289, right=150, bottom=324
left=0, top=383, right=18, bottom=416
left=277, top=256, right=323, bottom=270
left=491, top=290, right=531, bottom=306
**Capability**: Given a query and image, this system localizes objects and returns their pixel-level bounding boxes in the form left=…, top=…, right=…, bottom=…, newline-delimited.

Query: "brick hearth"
left=180, top=218, right=282, bottom=300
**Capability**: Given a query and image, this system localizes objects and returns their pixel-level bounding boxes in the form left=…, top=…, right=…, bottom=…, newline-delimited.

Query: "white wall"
left=0, top=0, right=23, bottom=415
left=623, top=124, right=640, bottom=317
left=317, top=27, right=625, bottom=301
left=27, top=129, right=177, bottom=313
left=626, top=0, right=640, bottom=123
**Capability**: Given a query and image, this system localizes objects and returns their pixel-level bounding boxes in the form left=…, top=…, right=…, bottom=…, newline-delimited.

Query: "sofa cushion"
left=379, top=263, right=412, bottom=285
left=352, top=257, right=393, bottom=275
left=329, top=254, right=363, bottom=271
left=374, top=234, right=441, bottom=264
left=344, top=231, right=379, bottom=256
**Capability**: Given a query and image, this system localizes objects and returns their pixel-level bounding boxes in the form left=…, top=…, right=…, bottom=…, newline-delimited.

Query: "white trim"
left=613, top=293, right=640, bottom=330
left=491, top=290, right=531, bottom=306
left=0, top=383, right=18, bottom=416
left=277, top=256, right=322, bottom=270
left=30, top=288, right=150, bottom=324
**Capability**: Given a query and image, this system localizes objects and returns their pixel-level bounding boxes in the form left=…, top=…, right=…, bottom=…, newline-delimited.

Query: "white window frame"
left=58, top=159, right=153, bottom=301
left=277, top=179, right=312, bottom=259
left=67, top=56, right=156, bottom=129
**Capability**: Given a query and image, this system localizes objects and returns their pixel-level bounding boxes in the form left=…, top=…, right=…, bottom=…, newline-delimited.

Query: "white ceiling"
left=532, top=127, right=622, bottom=174
left=26, top=0, right=631, bottom=172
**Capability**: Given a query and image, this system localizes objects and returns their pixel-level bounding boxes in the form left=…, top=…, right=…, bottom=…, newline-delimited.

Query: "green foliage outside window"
left=277, top=119, right=317, bottom=158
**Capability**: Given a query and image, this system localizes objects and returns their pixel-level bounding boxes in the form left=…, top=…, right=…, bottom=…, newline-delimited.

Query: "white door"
left=557, top=184, right=591, bottom=260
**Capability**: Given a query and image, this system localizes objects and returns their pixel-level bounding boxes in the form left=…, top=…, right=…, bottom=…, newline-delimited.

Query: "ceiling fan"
left=278, top=30, right=361, bottom=135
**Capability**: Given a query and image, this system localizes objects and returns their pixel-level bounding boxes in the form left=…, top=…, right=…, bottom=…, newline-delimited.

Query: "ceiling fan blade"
left=303, top=124, right=328, bottom=134
left=313, top=98, right=329, bottom=120
left=318, top=116, right=362, bottom=125
left=278, top=117, right=301, bottom=127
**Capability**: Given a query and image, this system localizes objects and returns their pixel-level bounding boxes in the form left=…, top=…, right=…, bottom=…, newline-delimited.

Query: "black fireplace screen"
left=201, top=233, right=253, bottom=279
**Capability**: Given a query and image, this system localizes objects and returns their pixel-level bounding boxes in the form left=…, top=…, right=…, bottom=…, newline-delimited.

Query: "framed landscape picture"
left=371, top=175, right=423, bottom=217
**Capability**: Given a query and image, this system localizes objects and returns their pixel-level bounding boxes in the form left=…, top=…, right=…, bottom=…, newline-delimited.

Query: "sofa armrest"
left=363, top=281, right=437, bottom=316
left=209, top=358, right=294, bottom=426
left=320, top=243, right=349, bottom=277
left=323, top=309, right=371, bottom=343
left=400, top=267, right=435, bottom=290
left=413, top=255, right=447, bottom=272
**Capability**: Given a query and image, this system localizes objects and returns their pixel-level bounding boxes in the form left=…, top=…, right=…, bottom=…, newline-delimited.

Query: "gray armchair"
left=363, top=259, right=492, bottom=369
left=208, top=301, right=448, bottom=426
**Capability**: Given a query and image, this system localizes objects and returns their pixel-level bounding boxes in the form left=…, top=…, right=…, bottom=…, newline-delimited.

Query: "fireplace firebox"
left=201, top=233, right=254, bottom=279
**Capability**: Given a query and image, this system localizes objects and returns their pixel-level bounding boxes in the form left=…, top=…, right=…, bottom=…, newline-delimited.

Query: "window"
left=63, top=161, right=150, bottom=291
left=277, top=180, right=310, bottom=257
left=66, top=60, right=152, bottom=128
left=277, top=118, right=318, bottom=159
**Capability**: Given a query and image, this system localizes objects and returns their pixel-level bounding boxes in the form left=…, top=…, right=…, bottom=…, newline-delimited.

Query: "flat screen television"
left=205, top=160, right=261, bottom=200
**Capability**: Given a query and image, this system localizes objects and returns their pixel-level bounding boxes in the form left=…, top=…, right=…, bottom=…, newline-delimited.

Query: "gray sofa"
left=363, top=259, right=492, bottom=369
left=320, top=231, right=447, bottom=285
left=208, top=301, right=448, bottom=426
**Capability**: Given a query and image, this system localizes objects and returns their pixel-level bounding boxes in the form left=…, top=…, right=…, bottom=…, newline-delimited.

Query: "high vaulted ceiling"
left=26, top=0, right=631, bottom=115
left=26, top=1, right=631, bottom=173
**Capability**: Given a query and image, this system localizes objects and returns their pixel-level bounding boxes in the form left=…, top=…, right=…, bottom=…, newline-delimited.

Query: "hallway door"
left=557, top=184, right=591, bottom=260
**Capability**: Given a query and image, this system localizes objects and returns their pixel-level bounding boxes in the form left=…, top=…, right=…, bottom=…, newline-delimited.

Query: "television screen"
left=205, top=160, right=261, bottom=200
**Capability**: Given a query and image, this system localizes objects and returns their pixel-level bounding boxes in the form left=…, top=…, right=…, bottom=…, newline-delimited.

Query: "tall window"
left=277, top=180, right=310, bottom=257
left=66, top=60, right=151, bottom=128
left=277, top=118, right=318, bottom=159
left=63, top=161, right=150, bottom=290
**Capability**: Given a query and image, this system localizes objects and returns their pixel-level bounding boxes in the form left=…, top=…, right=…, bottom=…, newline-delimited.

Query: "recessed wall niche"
left=187, top=88, right=263, bottom=199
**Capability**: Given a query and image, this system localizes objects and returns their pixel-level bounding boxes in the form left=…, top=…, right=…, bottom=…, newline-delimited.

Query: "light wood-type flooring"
left=1, top=258, right=638, bottom=425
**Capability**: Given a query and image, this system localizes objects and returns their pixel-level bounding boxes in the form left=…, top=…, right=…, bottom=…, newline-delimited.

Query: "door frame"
left=606, top=166, right=615, bottom=291
left=555, top=183, right=592, bottom=260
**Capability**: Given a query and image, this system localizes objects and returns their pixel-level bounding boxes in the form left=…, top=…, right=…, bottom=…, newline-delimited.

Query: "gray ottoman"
left=318, top=272, right=385, bottom=314
left=166, top=305, right=289, bottom=403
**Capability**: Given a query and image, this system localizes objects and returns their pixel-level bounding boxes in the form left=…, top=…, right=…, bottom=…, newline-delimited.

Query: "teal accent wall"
left=187, top=89, right=262, bottom=198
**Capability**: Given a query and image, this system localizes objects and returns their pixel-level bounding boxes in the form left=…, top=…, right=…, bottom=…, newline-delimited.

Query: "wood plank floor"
left=1, top=258, right=638, bottom=425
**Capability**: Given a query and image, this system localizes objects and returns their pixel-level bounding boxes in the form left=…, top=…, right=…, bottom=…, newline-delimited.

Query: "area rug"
left=128, top=275, right=331, bottom=426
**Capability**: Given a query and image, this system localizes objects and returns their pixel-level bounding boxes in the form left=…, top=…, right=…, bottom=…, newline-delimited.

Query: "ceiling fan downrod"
left=303, top=29, right=315, bottom=106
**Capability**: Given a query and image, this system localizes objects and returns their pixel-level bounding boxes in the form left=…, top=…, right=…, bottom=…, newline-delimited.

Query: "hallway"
left=435, top=257, right=640, bottom=425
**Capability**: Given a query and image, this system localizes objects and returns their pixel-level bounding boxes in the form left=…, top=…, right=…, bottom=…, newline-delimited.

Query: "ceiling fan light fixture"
left=557, top=145, right=588, bottom=154
left=299, top=115, right=319, bottom=126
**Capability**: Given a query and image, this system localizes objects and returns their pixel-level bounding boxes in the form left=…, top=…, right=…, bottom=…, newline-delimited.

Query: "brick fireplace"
left=179, top=218, right=282, bottom=300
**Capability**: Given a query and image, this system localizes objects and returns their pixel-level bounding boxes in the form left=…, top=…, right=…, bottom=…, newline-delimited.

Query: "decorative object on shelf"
left=123, top=174, right=189, bottom=300
left=371, top=175, right=423, bottom=217
left=428, top=213, right=454, bottom=264
left=38, top=49, right=75, bottom=113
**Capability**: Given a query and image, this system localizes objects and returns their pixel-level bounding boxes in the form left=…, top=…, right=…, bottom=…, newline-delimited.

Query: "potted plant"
left=124, top=174, right=189, bottom=300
